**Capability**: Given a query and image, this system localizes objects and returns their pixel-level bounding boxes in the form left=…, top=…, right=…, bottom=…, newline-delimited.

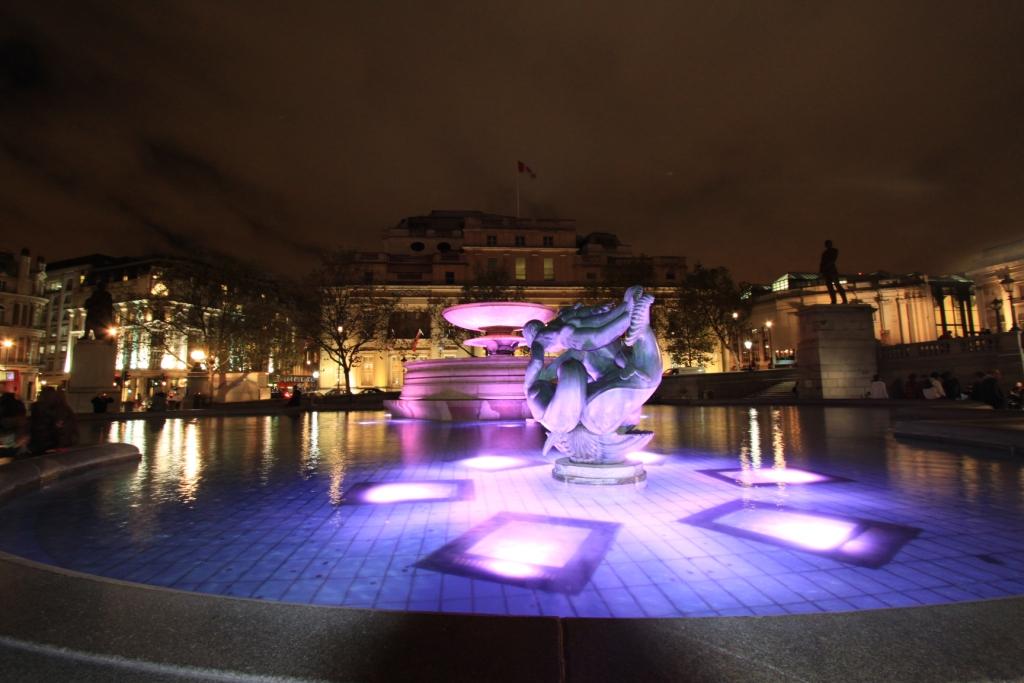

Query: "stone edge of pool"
left=0, top=447, right=1023, bottom=681
left=0, top=443, right=142, bottom=504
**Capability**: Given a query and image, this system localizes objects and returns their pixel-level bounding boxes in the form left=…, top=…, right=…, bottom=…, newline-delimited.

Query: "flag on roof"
left=517, top=161, right=536, bottom=179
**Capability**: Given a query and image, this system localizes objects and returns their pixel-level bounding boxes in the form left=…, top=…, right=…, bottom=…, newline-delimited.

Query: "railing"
left=879, top=335, right=997, bottom=360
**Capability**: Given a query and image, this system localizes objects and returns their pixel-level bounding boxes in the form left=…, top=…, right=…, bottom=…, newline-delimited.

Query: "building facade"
left=745, top=272, right=980, bottom=370
left=0, top=248, right=47, bottom=401
left=315, top=210, right=688, bottom=391
left=966, top=238, right=1024, bottom=333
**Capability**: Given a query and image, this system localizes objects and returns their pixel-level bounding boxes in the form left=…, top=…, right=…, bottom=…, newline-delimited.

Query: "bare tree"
left=300, top=252, right=402, bottom=395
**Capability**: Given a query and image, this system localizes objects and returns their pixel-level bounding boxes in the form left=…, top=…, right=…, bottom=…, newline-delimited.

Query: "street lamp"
left=731, top=311, right=740, bottom=371
left=1000, top=274, right=1019, bottom=331
left=743, top=339, right=753, bottom=369
left=765, top=320, right=774, bottom=368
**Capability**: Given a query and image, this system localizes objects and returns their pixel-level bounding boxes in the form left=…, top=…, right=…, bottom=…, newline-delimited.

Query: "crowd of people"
left=867, top=369, right=1023, bottom=409
left=0, top=384, right=79, bottom=460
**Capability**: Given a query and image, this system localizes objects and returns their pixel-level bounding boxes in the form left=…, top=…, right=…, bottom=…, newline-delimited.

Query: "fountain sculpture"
left=523, top=286, right=662, bottom=484
left=383, top=301, right=555, bottom=420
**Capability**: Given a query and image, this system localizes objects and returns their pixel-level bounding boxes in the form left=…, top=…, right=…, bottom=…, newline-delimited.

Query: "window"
left=410, top=242, right=425, bottom=251
left=543, top=236, right=554, bottom=247
left=486, top=258, right=498, bottom=272
left=666, top=271, right=676, bottom=280
left=444, top=271, right=455, bottom=284
left=515, top=257, right=526, bottom=280
left=586, top=272, right=596, bottom=280
left=543, top=258, right=554, bottom=280
left=514, top=235, right=526, bottom=246
left=486, top=235, right=497, bottom=246
left=363, top=271, right=374, bottom=283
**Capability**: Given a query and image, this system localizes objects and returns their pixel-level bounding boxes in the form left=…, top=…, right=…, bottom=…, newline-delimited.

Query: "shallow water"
left=0, top=406, right=1021, bottom=618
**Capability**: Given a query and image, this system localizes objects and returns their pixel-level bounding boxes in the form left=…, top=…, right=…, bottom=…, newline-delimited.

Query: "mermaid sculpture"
left=523, top=286, right=662, bottom=466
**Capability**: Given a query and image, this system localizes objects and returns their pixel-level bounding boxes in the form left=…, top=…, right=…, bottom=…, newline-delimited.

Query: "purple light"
left=626, top=450, right=664, bottom=465
left=364, top=482, right=458, bottom=503
left=344, top=479, right=474, bottom=505
left=459, top=454, right=532, bottom=471
left=699, top=467, right=849, bottom=487
left=416, top=512, right=620, bottom=593
left=716, top=508, right=858, bottom=551
left=465, top=521, right=591, bottom=567
left=682, top=500, right=920, bottom=568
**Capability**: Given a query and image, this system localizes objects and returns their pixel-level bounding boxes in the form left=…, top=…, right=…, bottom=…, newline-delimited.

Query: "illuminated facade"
left=745, top=272, right=980, bottom=369
left=317, top=210, right=688, bottom=391
left=0, top=248, right=47, bottom=401
left=966, top=238, right=1024, bottom=333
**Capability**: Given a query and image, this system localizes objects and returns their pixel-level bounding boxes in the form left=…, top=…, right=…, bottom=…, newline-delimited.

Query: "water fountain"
left=383, top=301, right=556, bottom=420
left=523, top=285, right=662, bottom=485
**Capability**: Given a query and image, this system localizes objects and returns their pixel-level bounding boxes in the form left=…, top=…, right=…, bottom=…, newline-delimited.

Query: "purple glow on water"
left=683, top=500, right=920, bottom=568
left=716, top=508, right=858, bottom=551
left=459, top=454, right=533, bottom=471
left=364, top=483, right=457, bottom=503
left=344, top=480, right=474, bottom=505
left=699, top=467, right=848, bottom=487
left=417, top=512, right=620, bottom=593
left=626, top=450, right=664, bottom=465
left=465, top=521, right=591, bottom=568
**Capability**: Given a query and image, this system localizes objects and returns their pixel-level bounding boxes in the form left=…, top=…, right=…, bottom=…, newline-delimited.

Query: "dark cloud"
left=1, top=1, right=1023, bottom=281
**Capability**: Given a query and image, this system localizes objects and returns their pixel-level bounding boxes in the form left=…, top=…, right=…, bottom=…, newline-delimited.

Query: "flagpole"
left=515, top=163, right=520, bottom=219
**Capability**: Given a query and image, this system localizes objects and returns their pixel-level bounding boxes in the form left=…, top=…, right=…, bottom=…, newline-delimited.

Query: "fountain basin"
left=384, top=356, right=534, bottom=420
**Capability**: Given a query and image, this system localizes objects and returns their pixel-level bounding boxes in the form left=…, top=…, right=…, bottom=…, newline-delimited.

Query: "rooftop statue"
left=83, top=282, right=115, bottom=343
left=523, top=285, right=662, bottom=465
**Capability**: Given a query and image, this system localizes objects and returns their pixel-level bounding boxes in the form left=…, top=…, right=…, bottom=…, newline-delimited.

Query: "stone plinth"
left=552, top=457, right=646, bottom=486
left=66, top=340, right=118, bottom=413
left=797, top=304, right=877, bottom=399
left=384, top=356, right=532, bottom=421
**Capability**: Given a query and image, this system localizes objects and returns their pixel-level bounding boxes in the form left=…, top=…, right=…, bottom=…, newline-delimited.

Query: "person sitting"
left=941, top=371, right=962, bottom=400
left=28, top=387, right=79, bottom=456
left=867, top=375, right=889, bottom=399
left=923, top=372, right=946, bottom=400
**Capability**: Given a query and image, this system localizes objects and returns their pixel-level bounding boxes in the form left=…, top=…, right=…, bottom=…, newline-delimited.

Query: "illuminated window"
left=515, top=258, right=526, bottom=280
left=543, top=258, right=554, bottom=280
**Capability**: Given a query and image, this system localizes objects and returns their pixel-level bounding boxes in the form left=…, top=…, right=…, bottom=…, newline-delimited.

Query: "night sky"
left=2, top=2, right=1022, bottom=283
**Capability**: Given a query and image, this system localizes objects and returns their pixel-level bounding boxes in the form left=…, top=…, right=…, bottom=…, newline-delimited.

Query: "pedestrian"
left=941, top=371, right=961, bottom=400
left=1, top=383, right=28, bottom=457
left=819, top=239, right=847, bottom=305
left=91, top=393, right=114, bottom=413
left=28, top=387, right=79, bottom=456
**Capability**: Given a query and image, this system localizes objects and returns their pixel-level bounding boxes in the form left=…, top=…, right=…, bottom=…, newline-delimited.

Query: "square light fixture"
left=343, top=480, right=474, bottom=505
left=416, top=512, right=620, bottom=593
left=681, top=500, right=919, bottom=568
left=698, top=467, right=850, bottom=487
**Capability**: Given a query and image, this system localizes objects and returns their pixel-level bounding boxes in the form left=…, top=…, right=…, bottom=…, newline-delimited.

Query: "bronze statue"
left=83, top=282, right=115, bottom=342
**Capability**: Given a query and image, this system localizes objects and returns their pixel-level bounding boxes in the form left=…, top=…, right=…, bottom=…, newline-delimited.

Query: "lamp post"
left=743, top=339, right=753, bottom=370
left=1000, top=274, right=1019, bottom=332
left=990, top=298, right=1005, bottom=332
left=731, top=311, right=740, bottom=371
left=765, top=320, right=774, bottom=368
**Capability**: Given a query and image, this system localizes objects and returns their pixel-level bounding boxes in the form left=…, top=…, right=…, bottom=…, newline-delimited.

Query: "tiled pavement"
left=0, top=406, right=1022, bottom=618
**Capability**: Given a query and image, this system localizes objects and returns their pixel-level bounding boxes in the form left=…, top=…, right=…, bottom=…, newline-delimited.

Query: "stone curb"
left=0, top=443, right=141, bottom=504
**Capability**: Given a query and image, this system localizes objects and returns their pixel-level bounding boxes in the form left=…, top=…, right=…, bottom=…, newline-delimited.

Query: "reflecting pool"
left=0, top=406, right=1022, bottom=618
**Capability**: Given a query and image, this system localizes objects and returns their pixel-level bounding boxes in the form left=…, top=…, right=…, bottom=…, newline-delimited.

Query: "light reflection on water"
left=0, top=405, right=1014, bottom=618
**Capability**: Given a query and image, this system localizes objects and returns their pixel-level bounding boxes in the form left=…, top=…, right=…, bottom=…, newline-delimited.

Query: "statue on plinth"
left=523, top=286, right=662, bottom=466
left=83, top=282, right=115, bottom=343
